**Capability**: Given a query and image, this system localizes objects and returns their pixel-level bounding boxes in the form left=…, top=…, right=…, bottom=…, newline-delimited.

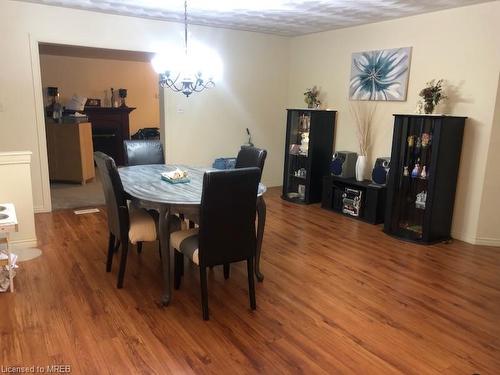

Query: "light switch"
left=176, top=104, right=184, bottom=114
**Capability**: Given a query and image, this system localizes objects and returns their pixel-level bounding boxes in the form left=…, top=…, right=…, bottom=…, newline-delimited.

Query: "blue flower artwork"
left=349, top=47, right=411, bottom=101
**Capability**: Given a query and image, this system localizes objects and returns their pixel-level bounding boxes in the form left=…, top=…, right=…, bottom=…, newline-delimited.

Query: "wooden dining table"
left=118, top=164, right=267, bottom=306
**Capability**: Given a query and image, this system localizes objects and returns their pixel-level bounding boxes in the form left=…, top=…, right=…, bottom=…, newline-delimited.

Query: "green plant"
left=304, top=86, right=321, bottom=108
left=419, top=79, right=447, bottom=114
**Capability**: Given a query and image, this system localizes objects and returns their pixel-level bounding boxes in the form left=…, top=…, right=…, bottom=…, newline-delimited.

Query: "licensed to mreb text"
left=1, top=365, right=71, bottom=373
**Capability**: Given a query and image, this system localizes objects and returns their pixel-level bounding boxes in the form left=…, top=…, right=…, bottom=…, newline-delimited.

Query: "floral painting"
left=349, top=47, right=411, bottom=101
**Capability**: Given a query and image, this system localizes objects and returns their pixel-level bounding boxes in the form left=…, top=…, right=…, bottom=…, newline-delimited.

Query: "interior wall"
left=288, top=1, right=500, bottom=243
left=39, top=53, right=159, bottom=135
left=163, top=30, right=289, bottom=182
left=0, top=152, right=36, bottom=247
left=0, top=0, right=288, bottom=214
left=476, top=73, right=500, bottom=245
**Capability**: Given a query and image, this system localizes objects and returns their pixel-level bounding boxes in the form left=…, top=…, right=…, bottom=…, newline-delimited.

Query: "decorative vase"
left=307, top=103, right=314, bottom=109
left=355, top=155, right=368, bottom=181
left=424, top=100, right=435, bottom=114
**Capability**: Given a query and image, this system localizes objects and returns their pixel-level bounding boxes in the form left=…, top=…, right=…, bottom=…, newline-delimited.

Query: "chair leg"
left=106, top=233, right=115, bottom=272
left=200, top=267, right=209, bottom=320
left=247, top=257, right=256, bottom=310
left=137, top=242, right=143, bottom=254
left=158, top=240, right=162, bottom=259
left=114, top=239, right=121, bottom=253
left=174, top=250, right=184, bottom=290
left=117, top=239, right=129, bottom=289
left=223, top=263, right=230, bottom=280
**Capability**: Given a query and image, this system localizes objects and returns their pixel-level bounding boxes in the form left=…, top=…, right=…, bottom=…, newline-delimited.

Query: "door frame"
left=29, top=34, right=164, bottom=212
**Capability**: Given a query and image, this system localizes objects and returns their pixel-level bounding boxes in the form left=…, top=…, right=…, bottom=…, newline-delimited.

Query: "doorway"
left=38, top=43, right=161, bottom=210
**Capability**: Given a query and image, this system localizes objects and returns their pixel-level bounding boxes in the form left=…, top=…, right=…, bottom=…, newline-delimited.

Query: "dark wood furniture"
left=282, top=109, right=336, bottom=204
left=84, top=107, right=135, bottom=166
left=118, top=164, right=267, bottom=306
left=172, top=168, right=261, bottom=320
left=322, top=176, right=386, bottom=224
left=45, top=121, right=95, bottom=184
left=384, top=114, right=466, bottom=244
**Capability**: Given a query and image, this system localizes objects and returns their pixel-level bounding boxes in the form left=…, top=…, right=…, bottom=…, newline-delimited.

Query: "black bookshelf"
left=384, top=114, right=466, bottom=244
left=282, top=109, right=336, bottom=204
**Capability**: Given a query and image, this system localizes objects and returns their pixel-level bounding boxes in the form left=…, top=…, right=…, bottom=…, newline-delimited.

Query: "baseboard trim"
left=474, top=237, right=500, bottom=247
left=450, top=230, right=476, bottom=244
left=34, top=205, right=51, bottom=213
left=9, top=239, right=38, bottom=249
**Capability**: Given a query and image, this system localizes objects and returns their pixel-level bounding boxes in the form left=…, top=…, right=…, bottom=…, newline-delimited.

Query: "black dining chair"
left=235, top=147, right=267, bottom=179
left=219, top=146, right=267, bottom=279
left=123, top=139, right=165, bottom=166
left=170, top=167, right=261, bottom=320
left=94, top=151, right=165, bottom=288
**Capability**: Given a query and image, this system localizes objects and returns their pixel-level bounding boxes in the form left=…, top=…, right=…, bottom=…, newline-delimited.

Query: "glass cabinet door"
left=284, top=111, right=311, bottom=202
left=390, top=117, right=435, bottom=241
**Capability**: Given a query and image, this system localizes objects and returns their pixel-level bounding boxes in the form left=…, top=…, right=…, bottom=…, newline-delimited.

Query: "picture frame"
left=85, top=98, right=101, bottom=107
left=349, top=47, right=412, bottom=101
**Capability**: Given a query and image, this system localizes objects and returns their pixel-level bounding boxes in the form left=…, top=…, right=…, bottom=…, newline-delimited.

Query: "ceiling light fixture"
left=151, top=0, right=221, bottom=97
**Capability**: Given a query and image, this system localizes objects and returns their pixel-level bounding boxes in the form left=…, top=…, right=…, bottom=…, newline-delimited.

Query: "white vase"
left=355, top=155, right=368, bottom=181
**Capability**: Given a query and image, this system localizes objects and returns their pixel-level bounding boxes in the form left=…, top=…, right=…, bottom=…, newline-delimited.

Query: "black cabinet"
left=84, top=107, right=135, bottom=166
left=322, top=176, right=386, bottom=224
left=282, top=109, right=336, bottom=204
left=384, top=114, right=466, bottom=244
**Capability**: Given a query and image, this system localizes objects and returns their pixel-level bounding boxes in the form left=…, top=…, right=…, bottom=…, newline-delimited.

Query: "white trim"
left=451, top=229, right=500, bottom=247
left=29, top=34, right=52, bottom=213
left=451, top=230, right=476, bottom=245
left=0, top=151, right=32, bottom=165
left=9, top=239, right=38, bottom=249
left=34, top=206, right=51, bottom=213
left=474, top=237, right=500, bottom=247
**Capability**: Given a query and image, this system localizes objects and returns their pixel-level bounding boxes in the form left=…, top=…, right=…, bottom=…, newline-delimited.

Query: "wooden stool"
left=0, top=203, right=19, bottom=293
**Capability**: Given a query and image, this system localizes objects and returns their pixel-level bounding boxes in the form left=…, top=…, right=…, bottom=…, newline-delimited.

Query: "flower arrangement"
left=418, top=79, right=447, bottom=114
left=304, top=86, right=321, bottom=109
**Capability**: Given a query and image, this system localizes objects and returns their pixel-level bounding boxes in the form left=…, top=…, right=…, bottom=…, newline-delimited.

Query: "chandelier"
left=152, top=1, right=220, bottom=97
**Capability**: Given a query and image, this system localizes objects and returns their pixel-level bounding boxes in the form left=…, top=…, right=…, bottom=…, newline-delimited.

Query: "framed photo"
left=85, top=98, right=101, bottom=107
left=349, top=47, right=412, bottom=101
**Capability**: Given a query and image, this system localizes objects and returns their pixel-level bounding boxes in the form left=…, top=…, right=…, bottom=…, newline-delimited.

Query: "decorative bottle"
left=52, top=93, right=62, bottom=123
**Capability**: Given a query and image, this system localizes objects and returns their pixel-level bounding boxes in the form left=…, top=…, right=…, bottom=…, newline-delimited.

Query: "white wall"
left=0, top=152, right=36, bottom=248
left=476, top=73, right=500, bottom=246
left=163, top=29, right=289, bottom=178
left=288, top=1, right=500, bottom=244
left=39, top=53, right=160, bottom=135
left=0, top=0, right=288, bottom=213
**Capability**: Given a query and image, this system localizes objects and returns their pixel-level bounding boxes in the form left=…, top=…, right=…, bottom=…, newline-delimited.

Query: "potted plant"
left=418, top=79, right=447, bottom=114
left=304, top=86, right=321, bottom=109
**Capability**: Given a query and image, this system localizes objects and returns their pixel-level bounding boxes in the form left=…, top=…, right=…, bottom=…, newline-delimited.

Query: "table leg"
left=158, top=206, right=171, bottom=306
left=256, top=196, right=266, bottom=282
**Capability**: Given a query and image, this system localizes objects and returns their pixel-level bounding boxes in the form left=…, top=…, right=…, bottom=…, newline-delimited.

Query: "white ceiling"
left=17, top=0, right=491, bottom=36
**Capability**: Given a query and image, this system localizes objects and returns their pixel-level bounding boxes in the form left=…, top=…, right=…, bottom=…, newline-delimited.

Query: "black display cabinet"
left=322, top=176, right=386, bottom=224
left=282, top=109, right=336, bottom=204
left=384, top=114, right=466, bottom=244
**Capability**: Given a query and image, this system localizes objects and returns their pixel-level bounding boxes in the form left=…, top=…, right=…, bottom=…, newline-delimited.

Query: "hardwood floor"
left=1, top=187, right=499, bottom=374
